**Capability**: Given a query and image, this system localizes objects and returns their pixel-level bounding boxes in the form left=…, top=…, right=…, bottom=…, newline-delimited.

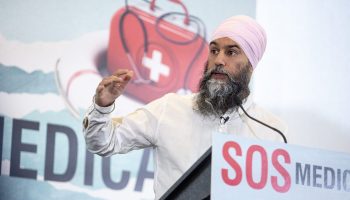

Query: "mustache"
left=204, top=65, right=242, bottom=93
left=205, top=65, right=229, bottom=77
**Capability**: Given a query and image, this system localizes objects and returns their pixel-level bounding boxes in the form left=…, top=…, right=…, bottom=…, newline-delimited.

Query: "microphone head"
left=220, top=116, right=230, bottom=124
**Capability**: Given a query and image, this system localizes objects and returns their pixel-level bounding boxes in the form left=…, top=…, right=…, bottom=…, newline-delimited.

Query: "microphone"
left=233, top=95, right=288, bottom=144
left=220, top=116, right=230, bottom=124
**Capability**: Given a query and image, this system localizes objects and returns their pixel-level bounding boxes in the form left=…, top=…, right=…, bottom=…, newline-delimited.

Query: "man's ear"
left=248, top=61, right=253, bottom=73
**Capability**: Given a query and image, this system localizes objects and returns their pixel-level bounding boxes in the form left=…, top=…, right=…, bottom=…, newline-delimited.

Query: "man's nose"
left=214, top=51, right=226, bottom=66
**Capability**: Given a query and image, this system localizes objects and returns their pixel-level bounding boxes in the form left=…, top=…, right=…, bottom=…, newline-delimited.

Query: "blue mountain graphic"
left=0, top=63, right=58, bottom=94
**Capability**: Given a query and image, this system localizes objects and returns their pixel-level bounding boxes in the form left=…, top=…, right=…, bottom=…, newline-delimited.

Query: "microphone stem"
left=238, top=104, right=288, bottom=144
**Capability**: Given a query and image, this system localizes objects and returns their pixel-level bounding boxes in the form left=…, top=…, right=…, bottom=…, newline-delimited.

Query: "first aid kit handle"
left=150, top=0, right=190, bottom=25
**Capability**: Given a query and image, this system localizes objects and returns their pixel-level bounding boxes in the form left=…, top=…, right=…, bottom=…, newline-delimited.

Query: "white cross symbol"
left=142, top=50, right=170, bottom=82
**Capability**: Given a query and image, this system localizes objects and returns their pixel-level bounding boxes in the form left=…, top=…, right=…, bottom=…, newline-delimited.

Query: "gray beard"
left=195, top=63, right=251, bottom=118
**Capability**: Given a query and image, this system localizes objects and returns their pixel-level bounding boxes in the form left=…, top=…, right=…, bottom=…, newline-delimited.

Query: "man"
left=83, top=15, right=287, bottom=199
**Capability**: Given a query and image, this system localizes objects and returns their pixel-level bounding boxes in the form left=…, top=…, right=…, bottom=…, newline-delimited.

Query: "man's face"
left=195, top=37, right=253, bottom=117
left=207, top=37, right=250, bottom=82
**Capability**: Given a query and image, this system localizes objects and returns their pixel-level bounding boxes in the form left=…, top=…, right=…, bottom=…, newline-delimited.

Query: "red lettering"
left=271, top=149, right=291, bottom=193
left=221, top=141, right=242, bottom=186
left=246, top=145, right=268, bottom=189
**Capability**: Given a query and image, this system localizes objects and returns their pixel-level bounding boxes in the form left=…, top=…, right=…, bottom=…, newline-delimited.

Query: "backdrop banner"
left=0, top=0, right=255, bottom=199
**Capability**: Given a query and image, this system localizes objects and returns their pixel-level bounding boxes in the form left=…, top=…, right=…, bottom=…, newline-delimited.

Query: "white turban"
left=210, top=15, right=267, bottom=68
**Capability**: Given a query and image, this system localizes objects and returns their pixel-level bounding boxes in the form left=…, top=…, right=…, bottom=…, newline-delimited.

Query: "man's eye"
left=210, top=49, right=218, bottom=54
left=227, top=50, right=237, bottom=56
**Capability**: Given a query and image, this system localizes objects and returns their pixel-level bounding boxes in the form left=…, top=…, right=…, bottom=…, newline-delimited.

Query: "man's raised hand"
left=95, top=69, right=133, bottom=107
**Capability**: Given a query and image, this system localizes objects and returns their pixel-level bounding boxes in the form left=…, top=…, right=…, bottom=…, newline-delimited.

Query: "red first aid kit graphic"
left=107, top=0, right=208, bottom=103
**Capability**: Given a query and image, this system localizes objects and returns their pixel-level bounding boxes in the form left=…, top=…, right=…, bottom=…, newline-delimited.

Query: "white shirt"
left=83, top=93, right=287, bottom=199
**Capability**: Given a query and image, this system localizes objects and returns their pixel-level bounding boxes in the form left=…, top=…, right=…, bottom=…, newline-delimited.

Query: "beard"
left=195, top=62, right=252, bottom=117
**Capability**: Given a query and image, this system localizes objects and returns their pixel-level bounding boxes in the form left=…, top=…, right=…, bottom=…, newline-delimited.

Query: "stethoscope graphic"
left=55, top=58, right=99, bottom=119
left=55, top=0, right=207, bottom=120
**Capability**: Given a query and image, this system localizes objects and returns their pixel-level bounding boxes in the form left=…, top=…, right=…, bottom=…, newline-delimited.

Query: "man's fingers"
left=108, top=69, right=133, bottom=81
left=109, top=71, right=133, bottom=86
left=113, top=69, right=133, bottom=76
left=124, top=71, right=134, bottom=81
left=101, top=76, right=123, bottom=87
left=95, top=70, right=133, bottom=101
left=96, top=84, right=105, bottom=94
left=94, top=70, right=132, bottom=107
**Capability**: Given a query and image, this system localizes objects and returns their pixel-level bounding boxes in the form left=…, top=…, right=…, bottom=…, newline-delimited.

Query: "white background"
left=254, top=0, right=350, bottom=153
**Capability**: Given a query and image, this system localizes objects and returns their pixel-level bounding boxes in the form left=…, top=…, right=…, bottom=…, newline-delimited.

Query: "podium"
left=159, top=148, right=212, bottom=200
left=159, top=134, right=350, bottom=200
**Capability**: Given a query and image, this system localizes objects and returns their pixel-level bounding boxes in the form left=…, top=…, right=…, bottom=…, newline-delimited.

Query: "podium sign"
left=211, top=133, right=350, bottom=200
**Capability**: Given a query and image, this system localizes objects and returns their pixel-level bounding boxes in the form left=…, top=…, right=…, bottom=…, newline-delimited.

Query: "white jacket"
left=83, top=93, right=287, bottom=199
